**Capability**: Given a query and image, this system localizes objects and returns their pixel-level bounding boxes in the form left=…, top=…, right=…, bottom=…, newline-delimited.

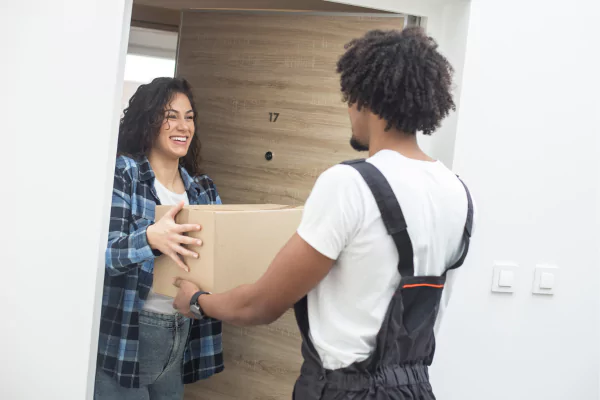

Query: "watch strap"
left=190, top=291, right=210, bottom=308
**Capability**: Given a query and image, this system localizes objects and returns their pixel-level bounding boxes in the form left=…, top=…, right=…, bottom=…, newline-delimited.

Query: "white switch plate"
left=492, top=262, right=518, bottom=293
left=533, top=265, right=558, bottom=295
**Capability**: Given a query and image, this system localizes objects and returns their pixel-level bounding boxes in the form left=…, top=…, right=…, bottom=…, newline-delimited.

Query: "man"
left=173, top=27, right=474, bottom=399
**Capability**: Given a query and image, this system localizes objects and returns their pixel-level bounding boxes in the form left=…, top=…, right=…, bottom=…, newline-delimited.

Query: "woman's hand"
left=146, top=201, right=202, bottom=272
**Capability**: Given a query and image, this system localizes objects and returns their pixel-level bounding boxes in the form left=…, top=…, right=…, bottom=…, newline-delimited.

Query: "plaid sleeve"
left=104, top=165, right=157, bottom=276
left=198, top=175, right=222, bottom=205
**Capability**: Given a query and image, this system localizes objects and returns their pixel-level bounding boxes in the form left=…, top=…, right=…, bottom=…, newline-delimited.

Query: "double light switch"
left=491, top=262, right=557, bottom=295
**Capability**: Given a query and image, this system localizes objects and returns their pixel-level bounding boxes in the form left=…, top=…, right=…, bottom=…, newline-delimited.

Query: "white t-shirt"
left=297, top=149, right=474, bottom=370
left=143, top=178, right=190, bottom=314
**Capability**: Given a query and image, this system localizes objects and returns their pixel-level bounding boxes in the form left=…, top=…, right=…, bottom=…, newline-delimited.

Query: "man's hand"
left=172, top=278, right=201, bottom=318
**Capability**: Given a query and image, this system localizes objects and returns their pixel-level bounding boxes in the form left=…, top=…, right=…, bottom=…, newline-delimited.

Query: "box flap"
left=185, top=204, right=301, bottom=212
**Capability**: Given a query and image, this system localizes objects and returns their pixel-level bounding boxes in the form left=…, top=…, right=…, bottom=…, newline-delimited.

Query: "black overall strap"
left=443, top=177, right=474, bottom=276
left=342, top=159, right=415, bottom=277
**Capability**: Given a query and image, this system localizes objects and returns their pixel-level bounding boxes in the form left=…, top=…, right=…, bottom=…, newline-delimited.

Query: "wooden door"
left=177, top=11, right=404, bottom=400
left=177, top=11, right=404, bottom=205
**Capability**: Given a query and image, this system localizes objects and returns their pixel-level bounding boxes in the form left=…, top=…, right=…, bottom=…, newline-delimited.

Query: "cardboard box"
left=152, top=204, right=303, bottom=297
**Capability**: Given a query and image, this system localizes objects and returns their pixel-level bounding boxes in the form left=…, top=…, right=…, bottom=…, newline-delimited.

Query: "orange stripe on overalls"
left=402, top=283, right=445, bottom=289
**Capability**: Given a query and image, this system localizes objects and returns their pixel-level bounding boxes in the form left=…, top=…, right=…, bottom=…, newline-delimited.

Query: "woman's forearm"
left=105, top=173, right=159, bottom=276
left=105, top=226, right=158, bottom=276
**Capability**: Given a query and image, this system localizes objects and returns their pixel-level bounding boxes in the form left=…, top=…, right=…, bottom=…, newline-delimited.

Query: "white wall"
left=0, top=1, right=132, bottom=399
left=434, top=1, right=600, bottom=399
left=332, top=0, right=600, bottom=398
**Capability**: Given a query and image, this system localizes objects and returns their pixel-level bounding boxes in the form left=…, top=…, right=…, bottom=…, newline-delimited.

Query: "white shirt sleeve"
left=297, top=165, right=365, bottom=260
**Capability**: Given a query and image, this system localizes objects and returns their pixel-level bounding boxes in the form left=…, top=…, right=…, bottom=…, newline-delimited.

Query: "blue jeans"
left=94, top=311, right=191, bottom=400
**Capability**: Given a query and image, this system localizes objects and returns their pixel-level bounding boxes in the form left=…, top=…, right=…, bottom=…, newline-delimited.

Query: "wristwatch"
left=189, top=291, right=211, bottom=319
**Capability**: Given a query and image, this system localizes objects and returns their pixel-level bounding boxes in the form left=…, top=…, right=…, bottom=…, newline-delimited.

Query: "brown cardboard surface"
left=152, top=204, right=303, bottom=297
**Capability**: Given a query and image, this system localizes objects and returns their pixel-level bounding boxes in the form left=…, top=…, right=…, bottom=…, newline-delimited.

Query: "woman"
left=94, top=77, right=223, bottom=399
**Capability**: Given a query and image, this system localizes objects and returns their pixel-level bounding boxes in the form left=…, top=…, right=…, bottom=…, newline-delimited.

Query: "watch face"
left=189, top=305, right=203, bottom=320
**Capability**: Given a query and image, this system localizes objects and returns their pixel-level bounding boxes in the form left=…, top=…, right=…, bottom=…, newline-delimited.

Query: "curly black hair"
left=336, top=27, right=455, bottom=135
left=117, top=77, right=203, bottom=176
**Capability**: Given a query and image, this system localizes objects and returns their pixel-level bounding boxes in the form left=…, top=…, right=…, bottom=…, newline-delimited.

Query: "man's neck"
left=368, top=127, right=434, bottom=162
left=147, top=151, right=181, bottom=188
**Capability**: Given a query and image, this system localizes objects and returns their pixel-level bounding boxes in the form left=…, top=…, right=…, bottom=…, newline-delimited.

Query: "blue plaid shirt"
left=97, top=155, right=224, bottom=388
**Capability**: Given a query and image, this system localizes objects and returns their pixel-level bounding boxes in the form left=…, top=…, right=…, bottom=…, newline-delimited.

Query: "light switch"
left=533, top=265, right=557, bottom=295
left=539, top=272, right=555, bottom=289
left=492, top=262, right=518, bottom=293
left=498, top=270, right=515, bottom=287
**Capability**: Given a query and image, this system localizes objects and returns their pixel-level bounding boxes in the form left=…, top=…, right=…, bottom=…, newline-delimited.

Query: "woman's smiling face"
left=153, top=92, right=195, bottom=160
